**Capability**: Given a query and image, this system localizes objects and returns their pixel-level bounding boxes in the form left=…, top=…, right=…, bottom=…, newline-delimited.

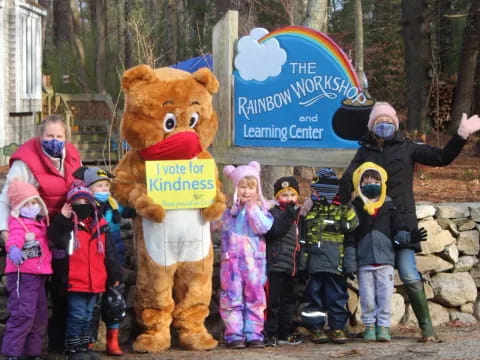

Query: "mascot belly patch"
left=142, top=209, right=210, bottom=266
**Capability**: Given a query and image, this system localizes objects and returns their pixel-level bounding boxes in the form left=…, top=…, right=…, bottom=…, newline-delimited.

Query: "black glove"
left=345, top=272, right=356, bottom=281
left=411, top=227, right=428, bottom=243
left=285, top=202, right=298, bottom=220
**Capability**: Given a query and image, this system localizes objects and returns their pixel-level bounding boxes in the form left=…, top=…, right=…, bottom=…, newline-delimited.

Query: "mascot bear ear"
left=192, top=68, right=219, bottom=94
left=122, top=65, right=157, bottom=91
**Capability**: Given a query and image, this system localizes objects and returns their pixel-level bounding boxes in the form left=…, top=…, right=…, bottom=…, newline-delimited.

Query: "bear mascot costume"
left=112, top=65, right=226, bottom=352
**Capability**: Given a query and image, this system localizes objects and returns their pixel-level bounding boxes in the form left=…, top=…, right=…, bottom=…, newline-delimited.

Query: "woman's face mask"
left=372, top=122, right=396, bottom=139
left=41, top=139, right=65, bottom=157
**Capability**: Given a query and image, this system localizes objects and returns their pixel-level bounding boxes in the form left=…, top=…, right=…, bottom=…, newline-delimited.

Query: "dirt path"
left=100, top=324, right=480, bottom=360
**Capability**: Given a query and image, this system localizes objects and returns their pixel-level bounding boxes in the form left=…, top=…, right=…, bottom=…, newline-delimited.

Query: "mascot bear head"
left=121, top=65, right=219, bottom=156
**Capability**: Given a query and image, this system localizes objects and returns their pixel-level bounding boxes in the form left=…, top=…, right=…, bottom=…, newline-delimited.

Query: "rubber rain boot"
left=106, top=328, right=123, bottom=356
left=404, top=280, right=439, bottom=342
left=363, top=325, right=376, bottom=342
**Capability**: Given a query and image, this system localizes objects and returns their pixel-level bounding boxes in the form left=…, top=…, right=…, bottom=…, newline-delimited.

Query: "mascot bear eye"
left=189, top=112, right=199, bottom=128
left=163, top=113, right=177, bottom=132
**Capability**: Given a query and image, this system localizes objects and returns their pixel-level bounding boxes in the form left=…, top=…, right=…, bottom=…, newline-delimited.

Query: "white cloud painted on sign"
left=234, top=28, right=287, bottom=82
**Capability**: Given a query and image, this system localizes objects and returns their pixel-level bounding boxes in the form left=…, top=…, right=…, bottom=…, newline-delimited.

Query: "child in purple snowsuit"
left=2, top=180, right=52, bottom=359
left=219, top=161, right=273, bottom=349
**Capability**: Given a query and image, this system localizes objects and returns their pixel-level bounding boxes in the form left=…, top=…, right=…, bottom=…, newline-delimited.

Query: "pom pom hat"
left=274, top=176, right=299, bottom=198
left=67, top=180, right=96, bottom=204
left=7, top=179, right=48, bottom=218
left=223, top=161, right=266, bottom=205
left=367, top=102, right=399, bottom=131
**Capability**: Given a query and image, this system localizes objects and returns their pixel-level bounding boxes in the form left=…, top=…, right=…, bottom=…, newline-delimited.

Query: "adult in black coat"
left=339, top=102, right=480, bottom=342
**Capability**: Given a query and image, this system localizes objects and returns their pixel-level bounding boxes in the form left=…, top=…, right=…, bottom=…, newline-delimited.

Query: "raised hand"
left=457, top=113, right=480, bottom=139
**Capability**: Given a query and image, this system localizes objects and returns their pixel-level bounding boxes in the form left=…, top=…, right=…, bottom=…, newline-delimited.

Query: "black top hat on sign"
left=332, top=97, right=375, bottom=141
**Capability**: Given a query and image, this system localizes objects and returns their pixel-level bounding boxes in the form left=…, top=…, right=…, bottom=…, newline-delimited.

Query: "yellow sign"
left=145, top=159, right=216, bottom=210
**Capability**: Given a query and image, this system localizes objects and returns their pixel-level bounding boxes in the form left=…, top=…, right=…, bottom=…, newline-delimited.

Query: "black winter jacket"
left=344, top=197, right=402, bottom=273
left=265, top=205, right=300, bottom=276
left=339, top=132, right=466, bottom=232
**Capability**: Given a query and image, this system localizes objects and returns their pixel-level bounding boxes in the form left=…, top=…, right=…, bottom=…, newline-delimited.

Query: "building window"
left=20, top=9, right=41, bottom=99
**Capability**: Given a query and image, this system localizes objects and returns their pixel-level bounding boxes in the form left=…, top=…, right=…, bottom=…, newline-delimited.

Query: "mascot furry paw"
left=112, top=65, right=226, bottom=352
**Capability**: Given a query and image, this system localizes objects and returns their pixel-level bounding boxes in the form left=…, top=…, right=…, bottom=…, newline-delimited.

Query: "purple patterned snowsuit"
left=219, top=204, right=274, bottom=343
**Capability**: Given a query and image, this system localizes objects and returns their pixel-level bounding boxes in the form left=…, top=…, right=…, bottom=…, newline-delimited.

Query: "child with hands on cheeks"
left=218, top=161, right=273, bottom=349
left=48, top=181, right=122, bottom=360
left=1, top=180, right=52, bottom=360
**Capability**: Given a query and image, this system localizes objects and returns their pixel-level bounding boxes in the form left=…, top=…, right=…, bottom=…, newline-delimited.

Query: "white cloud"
left=234, top=28, right=287, bottom=82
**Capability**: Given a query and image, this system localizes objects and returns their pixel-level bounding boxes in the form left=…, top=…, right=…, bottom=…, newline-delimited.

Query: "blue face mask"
left=41, top=139, right=65, bottom=157
left=361, top=184, right=381, bottom=199
left=373, top=122, right=396, bottom=139
left=94, top=191, right=110, bottom=203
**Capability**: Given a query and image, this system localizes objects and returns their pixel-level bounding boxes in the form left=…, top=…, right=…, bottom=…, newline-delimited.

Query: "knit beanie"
left=73, top=166, right=112, bottom=187
left=311, top=168, right=339, bottom=203
left=7, top=179, right=48, bottom=218
left=274, top=176, right=299, bottom=198
left=67, top=180, right=96, bottom=204
left=223, top=161, right=265, bottom=204
left=367, top=102, right=399, bottom=131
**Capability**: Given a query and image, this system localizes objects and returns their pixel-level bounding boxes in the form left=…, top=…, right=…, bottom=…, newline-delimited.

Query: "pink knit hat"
left=368, top=102, right=399, bottom=131
left=7, top=179, right=48, bottom=217
left=223, top=161, right=265, bottom=204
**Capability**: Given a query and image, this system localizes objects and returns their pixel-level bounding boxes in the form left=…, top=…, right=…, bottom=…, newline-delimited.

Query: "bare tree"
left=450, top=0, right=480, bottom=129
left=303, top=0, right=328, bottom=33
left=354, top=0, right=366, bottom=93
left=125, top=0, right=133, bottom=69
left=402, top=0, right=432, bottom=132
left=227, top=0, right=257, bottom=36
left=53, top=0, right=73, bottom=45
left=95, top=0, right=107, bottom=93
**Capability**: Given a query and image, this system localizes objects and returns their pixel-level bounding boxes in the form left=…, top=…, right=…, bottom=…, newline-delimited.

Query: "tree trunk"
left=95, top=0, right=107, bottom=93
left=69, top=0, right=90, bottom=91
left=302, top=0, right=328, bottom=33
left=354, top=0, right=366, bottom=93
left=450, top=0, right=480, bottom=130
left=166, top=0, right=179, bottom=64
left=124, top=0, right=133, bottom=69
left=401, top=0, right=432, bottom=132
left=53, top=0, right=73, bottom=45
left=227, top=0, right=257, bottom=36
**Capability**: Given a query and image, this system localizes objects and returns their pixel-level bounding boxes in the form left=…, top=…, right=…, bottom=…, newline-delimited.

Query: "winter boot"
left=363, top=325, right=376, bottom=342
left=79, top=336, right=100, bottom=360
left=65, top=337, right=87, bottom=360
left=106, top=328, right=123, bottom=356
left=376, top=326, right=391, bottom=342
left=404, top=280, right=438, bottom=342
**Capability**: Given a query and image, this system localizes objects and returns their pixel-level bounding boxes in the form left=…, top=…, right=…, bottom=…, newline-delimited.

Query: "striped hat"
left=311, top=168, right=339, bottom=203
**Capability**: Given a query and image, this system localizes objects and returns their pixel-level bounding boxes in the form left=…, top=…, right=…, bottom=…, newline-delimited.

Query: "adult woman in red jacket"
left=0, top=114, right=81, bottom=354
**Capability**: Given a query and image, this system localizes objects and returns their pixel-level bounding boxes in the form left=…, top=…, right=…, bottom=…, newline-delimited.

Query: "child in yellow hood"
left=344, top=162, right=426, bottom=343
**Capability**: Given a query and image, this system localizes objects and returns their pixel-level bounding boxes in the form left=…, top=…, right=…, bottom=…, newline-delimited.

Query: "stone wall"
left=0, top=201, right=479, bottom=348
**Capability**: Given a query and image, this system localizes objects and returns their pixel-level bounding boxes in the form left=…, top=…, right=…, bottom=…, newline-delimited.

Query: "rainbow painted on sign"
left=259, top=25, right=361, bottom=90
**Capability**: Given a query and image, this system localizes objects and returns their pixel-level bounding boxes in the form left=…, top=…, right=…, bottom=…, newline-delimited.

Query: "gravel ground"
left=96, top=324, right=480, bottom=360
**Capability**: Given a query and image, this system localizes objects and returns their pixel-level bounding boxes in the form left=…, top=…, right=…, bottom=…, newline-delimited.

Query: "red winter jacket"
left=10, top=138, right=81, bottom=219
left=48, top=214, right=122, bottom=293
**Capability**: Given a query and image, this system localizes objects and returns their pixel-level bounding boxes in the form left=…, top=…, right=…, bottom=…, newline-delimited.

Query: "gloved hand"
left=411, top=227, right=428, bottom=243
left=285, top=202, right=298, bottom=220
left=457, top=113, right=480, bottom=139
left=345, top=272, right=356, bottom=281
left=9, top=245, right=24, bottom=265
